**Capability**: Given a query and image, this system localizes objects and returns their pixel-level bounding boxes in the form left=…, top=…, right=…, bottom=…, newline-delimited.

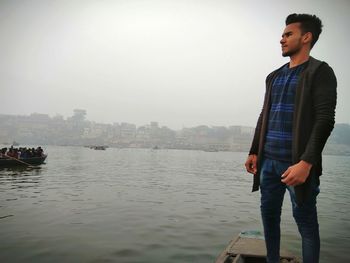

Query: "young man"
left=245, top=14, right=337, bottom=263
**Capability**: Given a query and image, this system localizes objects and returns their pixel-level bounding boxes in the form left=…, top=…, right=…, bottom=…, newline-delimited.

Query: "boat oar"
left=4, top=155, right=36, bottom=168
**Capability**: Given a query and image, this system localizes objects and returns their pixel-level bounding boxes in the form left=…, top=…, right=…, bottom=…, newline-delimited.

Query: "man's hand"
left=245, top=154, right=257, bottom=174
left=281, top=160, right=313, bottom=186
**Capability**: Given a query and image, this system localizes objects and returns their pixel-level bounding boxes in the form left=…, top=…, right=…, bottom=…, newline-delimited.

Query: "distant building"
left=68, top=109, right=87, bottom=122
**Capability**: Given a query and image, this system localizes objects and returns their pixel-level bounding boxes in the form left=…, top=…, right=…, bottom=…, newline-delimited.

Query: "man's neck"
left=289, top=52, right=310, bottom=68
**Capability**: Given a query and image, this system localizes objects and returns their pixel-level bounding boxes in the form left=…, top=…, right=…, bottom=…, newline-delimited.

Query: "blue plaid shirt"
left=263, top=62, right=307, bottom=162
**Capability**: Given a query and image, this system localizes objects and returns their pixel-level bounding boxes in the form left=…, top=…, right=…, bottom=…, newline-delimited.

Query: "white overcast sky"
left=1, top=0, right=349, bottom=129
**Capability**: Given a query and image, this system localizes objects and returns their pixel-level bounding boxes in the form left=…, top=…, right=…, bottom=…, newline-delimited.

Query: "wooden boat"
left=215, top=231, right=300, bottom=263
left=88, top=145, right=107, bottom=150
left=0, top=154, right=47, bottom=167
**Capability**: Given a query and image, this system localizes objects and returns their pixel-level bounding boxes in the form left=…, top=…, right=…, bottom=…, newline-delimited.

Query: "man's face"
left=280, top=22, right=305, bottom=57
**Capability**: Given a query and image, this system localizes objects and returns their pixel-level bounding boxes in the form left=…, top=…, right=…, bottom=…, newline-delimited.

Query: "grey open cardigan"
left=249, top=57, right=337, bottom=204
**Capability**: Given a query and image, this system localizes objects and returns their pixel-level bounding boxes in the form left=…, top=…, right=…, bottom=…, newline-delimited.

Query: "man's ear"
left=302, top=32, right=313, bottom=45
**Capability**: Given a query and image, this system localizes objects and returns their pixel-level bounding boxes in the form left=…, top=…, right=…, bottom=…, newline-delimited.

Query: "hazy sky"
left=1, top=0, right=349, bottom=129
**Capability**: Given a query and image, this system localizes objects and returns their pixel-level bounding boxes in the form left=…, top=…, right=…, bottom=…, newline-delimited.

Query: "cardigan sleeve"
left=249, top=110, right=263, bottom=155
left=300, top=63, right=337, bottom=164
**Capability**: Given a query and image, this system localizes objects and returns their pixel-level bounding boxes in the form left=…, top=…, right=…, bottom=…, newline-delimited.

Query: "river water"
left=0, top=146, right=349, bottom=262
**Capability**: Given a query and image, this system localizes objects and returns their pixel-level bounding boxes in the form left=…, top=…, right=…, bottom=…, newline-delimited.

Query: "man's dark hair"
left=286, top=13, right=323, bottom=48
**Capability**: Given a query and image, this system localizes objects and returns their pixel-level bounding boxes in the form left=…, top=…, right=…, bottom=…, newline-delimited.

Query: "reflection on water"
left=0, top=167, right=43, bottom=188
left=0, top=166, right=42, bottom=173
left=0, top=146, right=349, bottom=263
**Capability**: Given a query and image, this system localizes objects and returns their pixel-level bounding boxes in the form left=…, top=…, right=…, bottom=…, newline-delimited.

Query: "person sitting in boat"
left=6, top=147, right=13, bottom=157
left=35, top=146, right=44, bottom=157
left=0, top=148, right=7, bottom=158
left=7, top=148, right=19, bottom=159
left=14, top=148, right=20, bottom=158
left=31, top=148, right=36, bottom=157
left=19, top=148, right=28, bottom=158
left=24, top=148, right=32, bottom=158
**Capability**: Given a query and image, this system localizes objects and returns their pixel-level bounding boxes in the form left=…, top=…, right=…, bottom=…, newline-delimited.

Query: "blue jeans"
left=260, top=158, right=320, bottom=263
